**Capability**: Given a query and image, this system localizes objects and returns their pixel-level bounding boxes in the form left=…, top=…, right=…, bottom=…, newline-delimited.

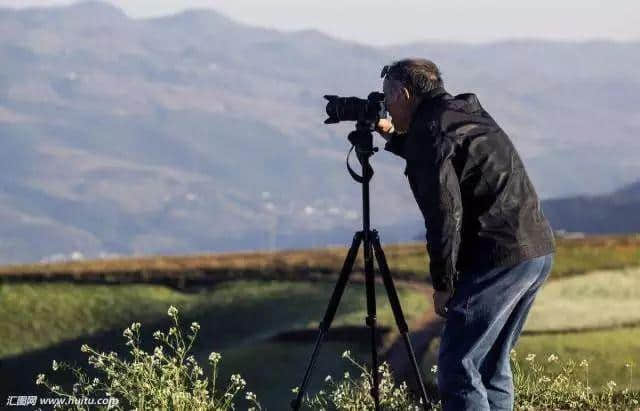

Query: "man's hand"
left=433, top=289, right=453, bottom=318
left=375, top=118, right=395, bottom=141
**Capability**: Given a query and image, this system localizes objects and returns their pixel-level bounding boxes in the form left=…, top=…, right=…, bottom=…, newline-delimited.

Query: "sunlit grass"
left=525, top=267, right=640, bottom=331
left=0, top=280, right=430, bottom=359
left=421, top=327, right=640, bottom=392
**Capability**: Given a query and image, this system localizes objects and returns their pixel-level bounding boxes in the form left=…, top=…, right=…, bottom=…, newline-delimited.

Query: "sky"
left=1, top=0, right=639, bottom=46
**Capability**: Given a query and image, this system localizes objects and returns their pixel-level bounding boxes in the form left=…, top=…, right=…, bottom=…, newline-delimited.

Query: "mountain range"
left=0, top=1, right=638, bottom=264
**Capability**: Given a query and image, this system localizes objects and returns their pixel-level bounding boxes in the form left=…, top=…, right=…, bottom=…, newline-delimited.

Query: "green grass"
left=215, top=341, right=373, bottom=410
left=524, top=267, right=640, bottom=332
left=0, top=280, right=430, bottom=359
left=421, top=327, right=640, bottom=392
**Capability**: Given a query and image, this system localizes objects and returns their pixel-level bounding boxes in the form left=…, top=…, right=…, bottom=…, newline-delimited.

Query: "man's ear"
left=401, top=87, right=411, bottom=102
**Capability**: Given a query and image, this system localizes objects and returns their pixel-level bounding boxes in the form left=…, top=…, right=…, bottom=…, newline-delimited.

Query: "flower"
left=325, top=375, right=332, bottom=382
left=208, top=352, right=221, bottom=364
left=36, top=374, right=46, bottom=385
left=579, top=359, right=589, bottom=368
left=341, top=350, right=351, bottom=359
left=167, top=305, right=178, bottom=318
left=51, top=360, right=59, bottom=371
left=547, top=354, right=559, bottom=363
left=538, top=376, right=551, bottom=383
left=607, top=380, right=617, bottom=391
left=190, top=322, right=200, bottom=332
left=245, top=391, right=257, bottom=401
left=525, top=353, right=536, bottom=362
left=80, top=344, right=90, bottom=353
left=231, top=373, right=246, bottom=388
left=430, top=365, right=438, bottom=374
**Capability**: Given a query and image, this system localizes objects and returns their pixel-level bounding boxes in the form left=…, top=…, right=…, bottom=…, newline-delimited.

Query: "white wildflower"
left=231, top=374, right=246, bottom=388
left=209, top=352, right=221, bottom=364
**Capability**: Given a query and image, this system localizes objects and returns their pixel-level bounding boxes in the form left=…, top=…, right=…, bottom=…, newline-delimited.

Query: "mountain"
left=0, top=1, right=639, bottom=263
left=543, top=179, right=640, bottom=234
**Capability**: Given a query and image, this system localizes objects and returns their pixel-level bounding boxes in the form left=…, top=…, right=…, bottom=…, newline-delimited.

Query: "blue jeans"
left=437, top=252, right=554, bottom=411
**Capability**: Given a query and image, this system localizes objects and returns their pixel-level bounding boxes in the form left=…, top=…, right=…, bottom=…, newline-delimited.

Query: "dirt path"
left=382, top=284, right=444, bottom=385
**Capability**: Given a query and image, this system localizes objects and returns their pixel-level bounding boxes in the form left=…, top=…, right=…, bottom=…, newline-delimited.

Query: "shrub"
left=300, top=350, right=437, bottom=410
left=35, top=306, right=261, bottom=410
left=301, top=349, right=639, bottom=410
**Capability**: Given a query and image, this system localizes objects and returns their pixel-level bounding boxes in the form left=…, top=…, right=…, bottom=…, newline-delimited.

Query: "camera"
left=324, top=92, right=387, bottom=125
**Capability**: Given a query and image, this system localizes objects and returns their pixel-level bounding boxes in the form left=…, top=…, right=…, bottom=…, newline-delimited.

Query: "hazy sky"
left=2, top=0, right=639, bottom=45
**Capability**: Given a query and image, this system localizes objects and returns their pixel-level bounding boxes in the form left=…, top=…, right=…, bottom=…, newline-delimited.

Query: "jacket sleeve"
left=383, top=132, right=407, bottom=159
left=415, top=132, right=463, bottom=292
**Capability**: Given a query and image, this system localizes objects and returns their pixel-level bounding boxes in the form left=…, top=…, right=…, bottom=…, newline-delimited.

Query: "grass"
left=2, top=234, right=639, bottom=407
left=215, top=340, right=373, bottom=410
left=420, top=327, right=640, bottom=393
left=524, top=266, right=640, bottom=331
left=0, top=280, right=430, bottom=359
left=513, top=328, right=640, bottom=391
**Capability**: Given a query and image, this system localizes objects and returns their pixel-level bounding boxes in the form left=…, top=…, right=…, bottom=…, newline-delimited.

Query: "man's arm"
left=382, top=131, right=407, bottom=159
left=377, top=119, right=408, bottom=160
left=415, top=133, right=463, bottom=292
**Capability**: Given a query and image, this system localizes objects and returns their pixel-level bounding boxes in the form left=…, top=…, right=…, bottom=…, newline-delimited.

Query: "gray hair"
left=381, top=58, right=444, bottom=96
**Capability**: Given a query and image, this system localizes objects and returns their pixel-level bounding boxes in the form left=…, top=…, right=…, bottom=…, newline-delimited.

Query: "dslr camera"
left=324, top=92, right=387, bottom=126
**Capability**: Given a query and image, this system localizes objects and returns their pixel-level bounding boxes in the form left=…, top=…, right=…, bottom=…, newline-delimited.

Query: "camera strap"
left=346, top=145, right=374, bottom=184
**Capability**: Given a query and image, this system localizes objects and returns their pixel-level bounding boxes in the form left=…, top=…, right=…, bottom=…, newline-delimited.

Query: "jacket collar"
left=415, top=87, right=450, bottom=112
left=408, top=87, right=450, bottom=130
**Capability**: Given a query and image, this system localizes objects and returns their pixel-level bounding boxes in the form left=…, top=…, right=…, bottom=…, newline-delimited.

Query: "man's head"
left=381, top=58, right=443, bottom=133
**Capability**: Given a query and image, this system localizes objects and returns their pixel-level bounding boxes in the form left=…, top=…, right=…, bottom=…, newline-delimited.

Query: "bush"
left=35, top=306, right=262, bottom=410
left=511, top=349, right=639, bottom=410
left=300, top=350, right=437, bottom=410
left=300, top=349, right=640, bottom=410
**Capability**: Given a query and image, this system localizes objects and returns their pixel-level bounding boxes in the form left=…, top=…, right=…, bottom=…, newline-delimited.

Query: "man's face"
left=382, top=78, right=413, bottom=133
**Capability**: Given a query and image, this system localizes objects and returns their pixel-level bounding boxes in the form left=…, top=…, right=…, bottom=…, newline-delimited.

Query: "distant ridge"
left=0, top=1, right=638, bottom=263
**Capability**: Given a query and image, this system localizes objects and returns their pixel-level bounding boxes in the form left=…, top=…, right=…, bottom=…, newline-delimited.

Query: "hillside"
left=544, top=179, right=640, bottom=233
left=1, top=1, right=639, bottom=263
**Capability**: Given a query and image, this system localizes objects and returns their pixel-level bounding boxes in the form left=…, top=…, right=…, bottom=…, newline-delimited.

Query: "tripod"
left=291, top=122, right=430, bottom=410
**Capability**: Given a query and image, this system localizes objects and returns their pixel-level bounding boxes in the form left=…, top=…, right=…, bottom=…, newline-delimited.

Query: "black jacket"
left=384, top=87, right=556, bottom=292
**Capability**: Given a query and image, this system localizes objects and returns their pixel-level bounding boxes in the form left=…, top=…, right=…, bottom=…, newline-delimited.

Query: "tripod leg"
left=371, top=230, right=431, bottom=409
left=363, top=230, right=381, bottom=411
left=291, top=231, right=363, bottom=411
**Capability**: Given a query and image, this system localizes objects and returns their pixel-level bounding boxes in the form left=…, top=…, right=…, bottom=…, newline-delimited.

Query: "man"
left=376, top=58, right=555, bottom=411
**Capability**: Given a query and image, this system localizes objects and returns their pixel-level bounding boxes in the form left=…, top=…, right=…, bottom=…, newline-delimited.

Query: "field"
left=419, top=265, right=640, bottom=392
left=1, top=234, right=639, bottom=408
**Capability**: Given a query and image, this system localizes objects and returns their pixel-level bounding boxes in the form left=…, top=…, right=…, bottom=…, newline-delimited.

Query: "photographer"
left=377, top=58, right=555, bottom=411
